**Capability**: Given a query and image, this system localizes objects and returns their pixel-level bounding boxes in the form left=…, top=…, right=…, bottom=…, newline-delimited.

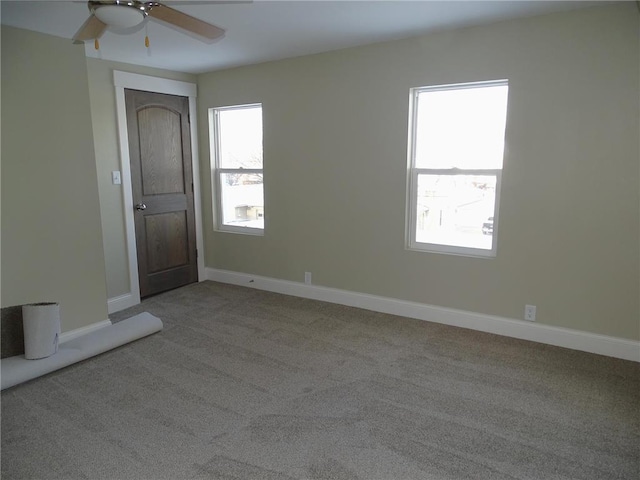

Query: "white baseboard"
left=107, top=293, right=138, bottom=314
left=59, top=319, right=112, bottom=344
left=206, top=268, right=640, bottom=362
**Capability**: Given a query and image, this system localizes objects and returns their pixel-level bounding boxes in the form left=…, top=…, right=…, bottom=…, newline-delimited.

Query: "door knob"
left=135, top=203, right=147, bottom=211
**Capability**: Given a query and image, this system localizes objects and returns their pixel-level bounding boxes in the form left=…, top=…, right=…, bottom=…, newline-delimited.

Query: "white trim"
left=107, top=293, right=138, bottom=314
left=112, top=71, right=205, bottom=313
left=113, top=71, right=196, bottom=97
left=114, top=86, right=141, bottom=309
left=188, top=96, right=206, bottom=281
left=206, top=268, right=640, bottom=362
left=59, top=319, right=112, bottom=344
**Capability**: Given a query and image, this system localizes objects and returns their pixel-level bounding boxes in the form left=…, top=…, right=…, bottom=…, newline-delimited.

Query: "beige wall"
left=1, top=27, right=108, bottom=332
left=85, top=59, right=196, bottom=299
left=197, top=4, right=639, bottom=340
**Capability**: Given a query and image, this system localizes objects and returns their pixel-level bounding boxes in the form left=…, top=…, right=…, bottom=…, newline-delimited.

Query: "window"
left=407, top=80, right=509, bottom=257
left=210, top=104, right=264, bottom=234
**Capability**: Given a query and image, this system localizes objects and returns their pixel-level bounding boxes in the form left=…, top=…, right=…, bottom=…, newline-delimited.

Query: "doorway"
left=111, top=71, right=205, bottom=312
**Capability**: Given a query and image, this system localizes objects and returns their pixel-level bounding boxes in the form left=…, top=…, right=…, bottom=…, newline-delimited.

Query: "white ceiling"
left=1, top=0, right=613, bottom=74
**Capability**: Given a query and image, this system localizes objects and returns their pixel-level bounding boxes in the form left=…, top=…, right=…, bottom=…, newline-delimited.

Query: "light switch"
left=112, top=171, right=122, bottom=185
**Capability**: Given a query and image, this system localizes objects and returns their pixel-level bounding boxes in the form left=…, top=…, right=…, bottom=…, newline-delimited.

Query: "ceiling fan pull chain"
left=145, top=22, right=150, bottom=48
left=94, top=38, right=100, bottom=50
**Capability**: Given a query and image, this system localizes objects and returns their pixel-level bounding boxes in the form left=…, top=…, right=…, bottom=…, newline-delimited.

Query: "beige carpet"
left=2, top=281, right=639, bottom=479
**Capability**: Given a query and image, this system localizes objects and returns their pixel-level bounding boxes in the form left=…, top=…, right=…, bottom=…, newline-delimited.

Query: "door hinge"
left=191, top=182, right=194, bottom=192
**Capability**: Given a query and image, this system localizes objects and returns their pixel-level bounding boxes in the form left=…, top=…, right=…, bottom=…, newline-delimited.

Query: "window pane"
left=414, top=84, right=508, bottom=169
left=416, top=174, right=496, bottom=250
left=218, top=106, right=263, bottom=169
left=219, top=173, right=264, bottom=229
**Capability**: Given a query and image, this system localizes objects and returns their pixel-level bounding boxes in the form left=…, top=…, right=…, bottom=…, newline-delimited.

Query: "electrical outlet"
left=304, top=272, right=312, bottom=285
left=524, top=305, right=536, bottom=321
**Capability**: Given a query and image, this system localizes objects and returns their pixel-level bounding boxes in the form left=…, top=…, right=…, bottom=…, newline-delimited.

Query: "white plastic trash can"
left=22, top=302, right=61, bottom=360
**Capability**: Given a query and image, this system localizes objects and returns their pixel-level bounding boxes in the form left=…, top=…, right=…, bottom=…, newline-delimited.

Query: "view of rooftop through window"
left=409, top=81, right=509, bottom=255
left=211, top=104, right=264, bottom=233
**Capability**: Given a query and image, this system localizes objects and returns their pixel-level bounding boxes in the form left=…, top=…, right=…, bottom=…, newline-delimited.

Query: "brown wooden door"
left=125, top=89, right=198, bottom=298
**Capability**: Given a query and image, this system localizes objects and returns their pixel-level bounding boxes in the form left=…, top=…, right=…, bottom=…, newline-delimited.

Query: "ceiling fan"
left=73, top=1, right=225, bottom=44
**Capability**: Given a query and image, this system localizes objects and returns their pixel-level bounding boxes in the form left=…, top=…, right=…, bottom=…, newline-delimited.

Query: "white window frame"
left=406, top=80, right=508, bottom=258
left=209, top=103, right=264, bottom=236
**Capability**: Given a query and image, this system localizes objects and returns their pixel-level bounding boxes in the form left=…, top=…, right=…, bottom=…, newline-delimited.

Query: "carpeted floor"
left=2, top=281, right=639, bottom=479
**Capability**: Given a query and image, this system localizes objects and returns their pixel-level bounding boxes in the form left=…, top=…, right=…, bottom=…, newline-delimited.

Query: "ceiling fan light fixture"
left=94, top=4, right=146, bottom=29
left=74, top=0, right=225, bottom=44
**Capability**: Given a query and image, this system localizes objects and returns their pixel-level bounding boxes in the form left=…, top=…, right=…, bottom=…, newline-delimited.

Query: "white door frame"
left=110, top=71, right=205, bottom=312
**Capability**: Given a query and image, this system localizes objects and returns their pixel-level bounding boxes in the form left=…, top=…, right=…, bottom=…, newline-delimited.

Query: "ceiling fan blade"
left=72, top=14, right=107, bottom=42
left=148, top=4, right=225, bottom=40
left=163, top=1, right=251, bottom=4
